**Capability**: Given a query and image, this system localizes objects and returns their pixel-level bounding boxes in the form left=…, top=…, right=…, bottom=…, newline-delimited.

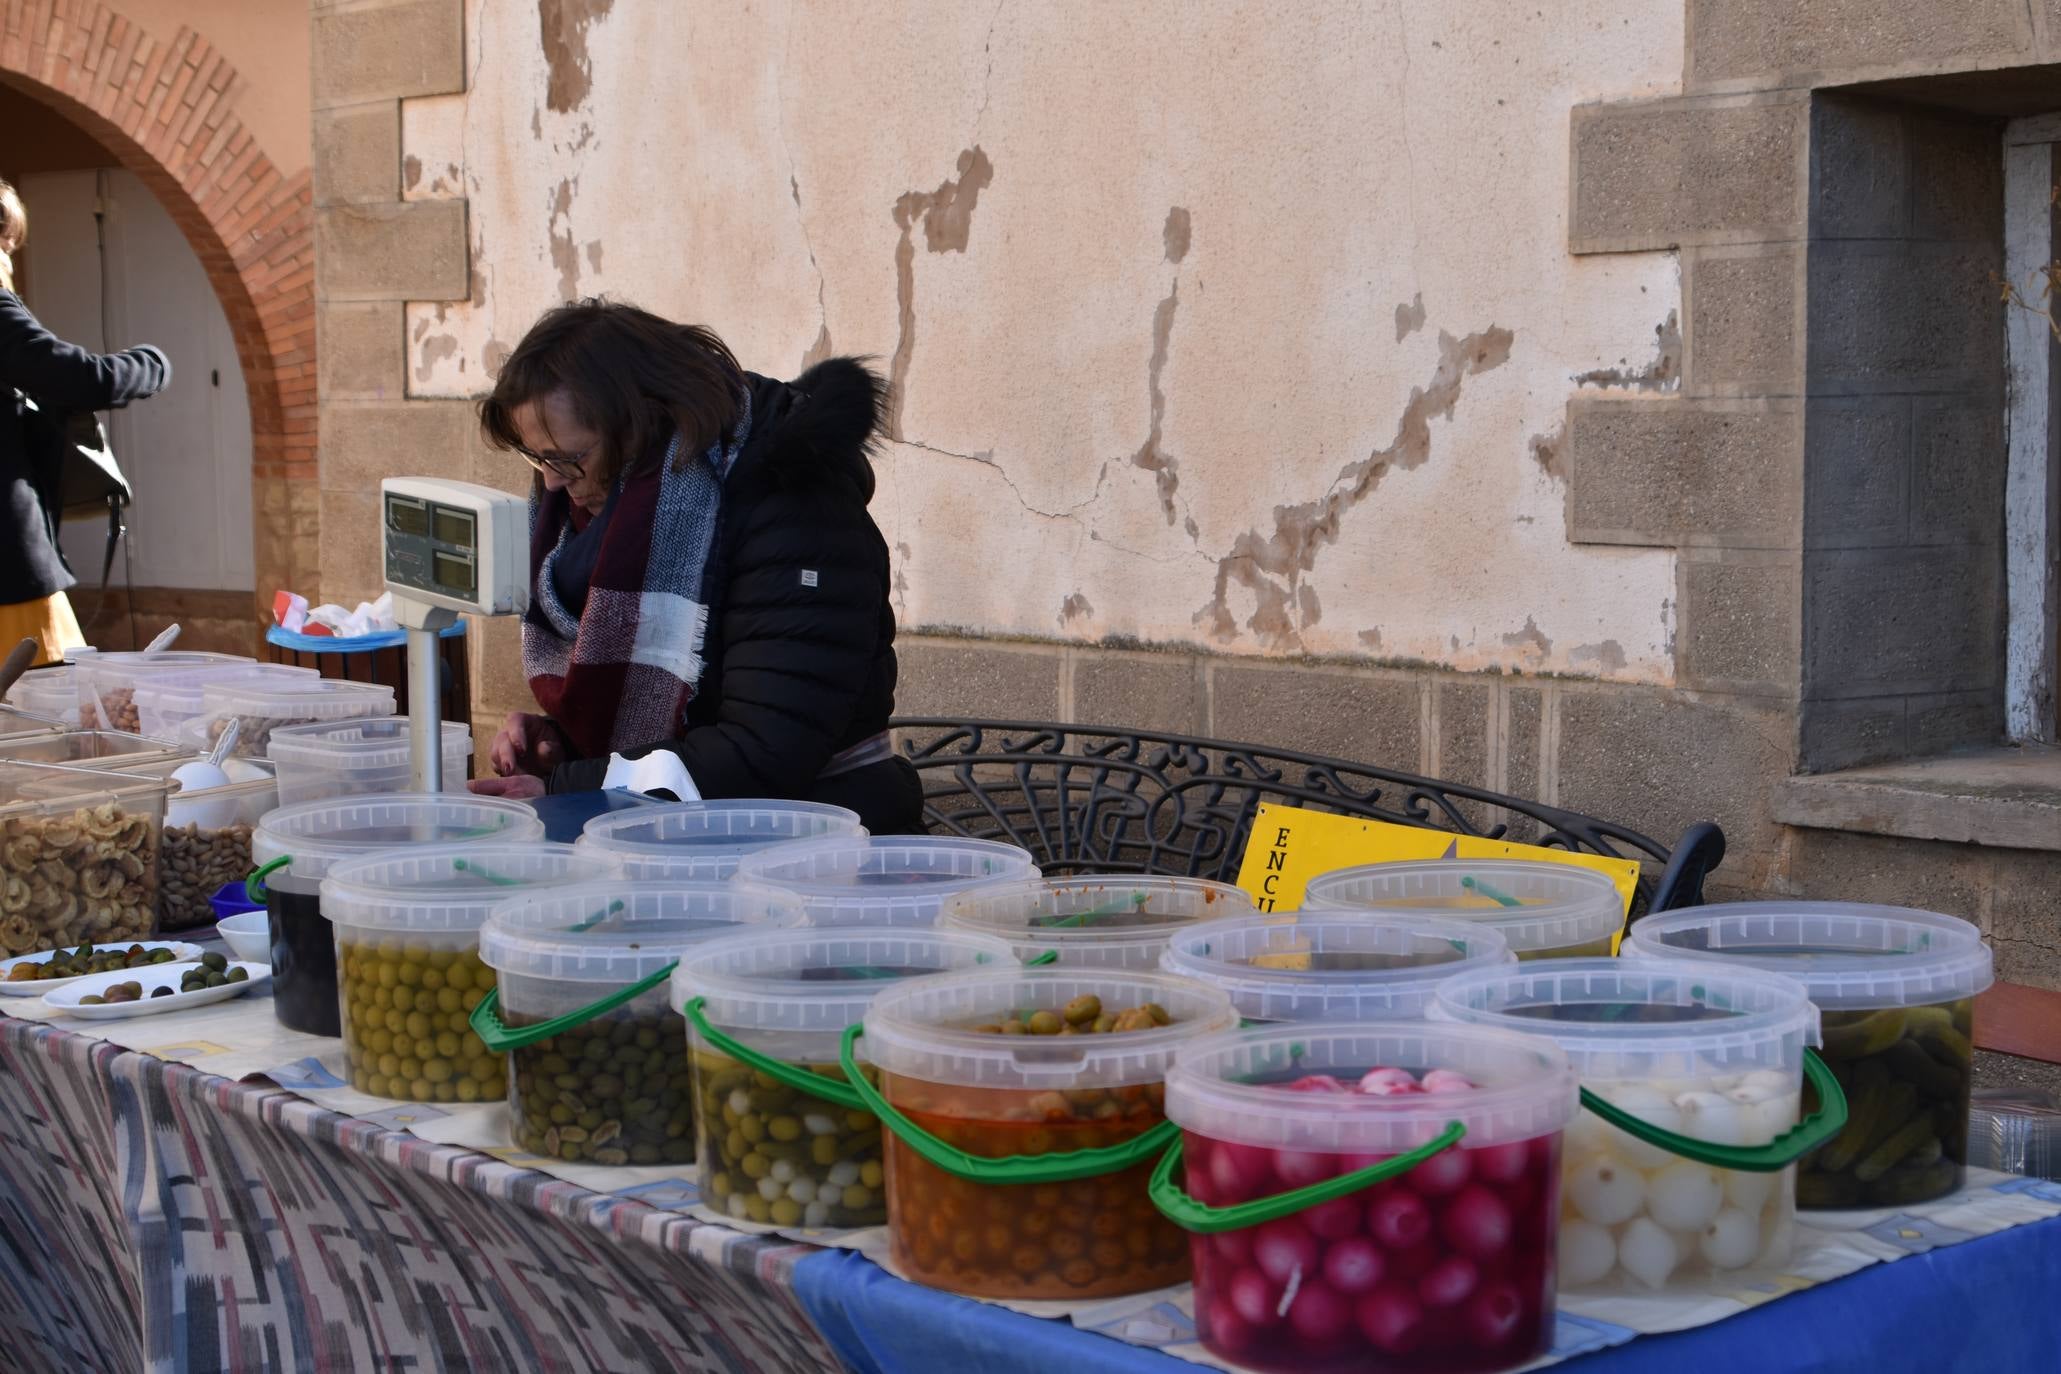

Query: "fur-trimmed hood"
left=734, top=355, right=887, bottom=503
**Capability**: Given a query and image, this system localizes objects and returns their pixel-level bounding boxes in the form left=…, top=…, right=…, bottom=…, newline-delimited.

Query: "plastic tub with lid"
left=0, top=768, right=171, bottom=955
left=475, top=880, right=805, bottom=1165
left=1430, top=958, right=1840, bottom=1290
left=248, top=793, right=543, bottom=1036
left=940, top=875, right=1256, bottom=970
left=1153, top=1020, right=1579, bottom=1374
left=1625, top=902, right=1993, bottom=1208
left=132, top=663, right=314, bottom=743
left=74, top=651, right=253, bottom=732
left=267, top=716, right=474, bottom=804
left=0, top=704, right=64, bottom=742
left=672, top=926, right=1019, bottom=1229
left=576, top=799, right=865, bottom=881
left=5, top=666, right=78, bottom=725
left=194, top=676, right=396, bottom=759
left=1161, top=912, right=1515, bottom=1024
left=847, top=966, right=1235, bottom=1299
left=735, top=835, right=1038, bottom=928
left=1302, top=859, right=1625, bottom=960
left=0, top=728, right=193, bottom=780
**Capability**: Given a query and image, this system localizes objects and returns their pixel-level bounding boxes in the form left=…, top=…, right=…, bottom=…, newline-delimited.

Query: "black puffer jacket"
left=550, top=357, right=920, bottom=834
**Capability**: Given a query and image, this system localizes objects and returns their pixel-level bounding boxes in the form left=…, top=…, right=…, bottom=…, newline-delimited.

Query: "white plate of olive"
left=44, top=953, right=271, bottom=1019
left=0, top=941, right=206, bottom=996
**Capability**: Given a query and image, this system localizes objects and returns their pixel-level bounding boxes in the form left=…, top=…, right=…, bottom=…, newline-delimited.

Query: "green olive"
left=339, top=937, right=504, bottom=1105
left=507, top=1003, right=695, bottom=1165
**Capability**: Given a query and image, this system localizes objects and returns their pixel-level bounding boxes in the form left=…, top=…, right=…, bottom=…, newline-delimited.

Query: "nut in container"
left=0, top=767, right=169, bottom=954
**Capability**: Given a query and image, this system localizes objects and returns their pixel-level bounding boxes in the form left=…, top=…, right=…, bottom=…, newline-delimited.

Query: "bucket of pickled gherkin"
left=577, top=799, right=865, bottom=881
left=844, top=967, right=1236, bottom=1299
left=1624, top=903, right=1993, bottom=1208
left=941, top=876, right=1257, bottom=970
left=475, top=881, right=806, bottom=1165
left=320, top=843, right=621, bottom=1103
left=671, top=928, right=1019, bottom=1229
left=1302, top=860, right=1625, bottom=960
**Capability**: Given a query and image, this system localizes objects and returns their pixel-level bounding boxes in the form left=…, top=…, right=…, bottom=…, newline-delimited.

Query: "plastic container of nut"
left=576, top=799, right=865, bottom=881
left=940, top=876, right=1257, bottom=970
left=1625, top=903, right=1993, bottom=1208
left=266, top=716, right=474, bottom=805
left=1302, top=860, right=1626, bottom=960
left=847, top=967, right=1236, bottom=1300
left=191, top=676, right=396, bottom=760
left=74, top=651, right=254, bottom=733
left=671, top=927, right=1019, bottom=1229
left=735, top=835, right=1038, bottom=928
left=0, top=728, right=193, bottom=783
left=132, top=663, right=314, bottom=743
left=475, top=880, right=806, bottom=1165
left=1430, top=958, right=1836, bottom=1291
left=0, top=769, right=171, bottom=957
left=320, top=843, right=621, bottom=1104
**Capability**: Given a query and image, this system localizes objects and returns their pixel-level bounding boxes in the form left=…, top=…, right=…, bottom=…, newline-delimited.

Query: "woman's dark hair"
left=479, top=298, right=744, bottom=487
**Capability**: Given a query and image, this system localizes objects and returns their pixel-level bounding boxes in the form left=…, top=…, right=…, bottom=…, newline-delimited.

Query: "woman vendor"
left=469, top=299, right=922, bottom=836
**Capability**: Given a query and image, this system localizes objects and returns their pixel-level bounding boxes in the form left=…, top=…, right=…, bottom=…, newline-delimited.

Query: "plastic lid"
left=319, top=842, right=622, bottom=933
left=202, top=675, right=396, bottom=721
left=734, top=835, right=1039, bottom=927
left=576, top=799, right=866, bottom=881
left=477, top=879, right=806, bottom=982
left=1160, top=913, right=1515, bottom=1022
left=77, top=651, right=252, bottom=684
left=860, top=967, right=1237, bottom=1090
left=6, top=667, right=74, bottom=716
left=266, top=716, right=472, bottom=769
left=672, top=927, right=1021, bottom=1034
left=0, top=766, right=171, bottom=816
left=1622, top=902, right=1995, bottom=1010
left=250, top=792, right=544, bottom=879
left=940, top=876, right=1257, bottom=969
left=1301, top=858, right=1624, bottom=955
left=0, top=729, right=190, bottom=766
left=134, top=664, right=313, bottom=724
left=1166, top=1020, right=1579, bottom=1152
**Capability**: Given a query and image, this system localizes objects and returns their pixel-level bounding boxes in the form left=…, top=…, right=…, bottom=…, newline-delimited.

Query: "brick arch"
left=0, top=2, right=316, bottom=619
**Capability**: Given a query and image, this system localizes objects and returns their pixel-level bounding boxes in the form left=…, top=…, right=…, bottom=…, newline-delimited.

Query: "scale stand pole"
left=407, top=623, right=444, bottom=793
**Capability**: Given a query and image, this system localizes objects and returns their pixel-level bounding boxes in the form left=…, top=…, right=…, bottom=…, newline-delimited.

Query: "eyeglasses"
left=516, top=440, right=599, bottom=480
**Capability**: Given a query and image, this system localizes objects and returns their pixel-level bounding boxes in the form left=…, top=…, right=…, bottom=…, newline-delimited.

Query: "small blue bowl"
left=209, top=880, right=265, bottom=923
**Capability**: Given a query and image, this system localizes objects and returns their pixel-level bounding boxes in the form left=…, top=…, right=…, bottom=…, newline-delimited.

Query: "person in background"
left=0, top=177, right=171, bottom=665
left=468, top=298, right=923, bottom=836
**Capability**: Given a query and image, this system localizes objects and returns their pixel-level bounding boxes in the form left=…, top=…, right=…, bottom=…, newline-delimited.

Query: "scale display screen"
left=385, top=491, right=486, bottom=603
left=434, top=508, right=474, bottom=547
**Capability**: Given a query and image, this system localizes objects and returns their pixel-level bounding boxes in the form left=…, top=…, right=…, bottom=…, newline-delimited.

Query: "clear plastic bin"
left=672, top=927, right=1018, bottom=1229
left=0, top=705, right=65, bottom=742
left=735, top=835, right=1038, bottom=927
left=320, top=842, right=620, bottom=1103
left=576, top=799, right=866, bottom=881
left=249, top=793, right=544, bottom=1036
left=1624, top=903, right=1994, bottom=1208
left=5, top=666, right=78, bottom=725
left=941, top=876, right=1256, bottom=970
left=0, top=768, right=171, bottom=955
left=75, top=651, right=254, bottom=733
left=477, top=880, right=806, bottom=1165
left=193, top=676, right=396, bottom=759
left=132, top=663, right=314, bottom=742
left=0, top=728, right=194, bottom=779
left=1161, top=913, right=1515, bottom=1023
left=1431, top=958, right=1822, bottom=1290
left=267, top=716, right=474, bottom=805
left=1303, top=859, right=1625, bottom=960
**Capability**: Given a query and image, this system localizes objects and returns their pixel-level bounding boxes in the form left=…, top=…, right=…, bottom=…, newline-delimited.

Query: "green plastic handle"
left=469, top=960, right=679, bottom=1052
left=1026, top=949, right=1060, bottom=967
left=245, top=855, right=290, bottom=904
left=838, top=1024, right=1179, bottom=1185
left=1149, top=1121, right=1469, bottom=1234
left=1578, top=1049, right=1849, bottom=1173
left=680, top=995, right=868, bottom=1111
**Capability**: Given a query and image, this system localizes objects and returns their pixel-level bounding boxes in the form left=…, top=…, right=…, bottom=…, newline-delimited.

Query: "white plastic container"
left=5, top=666, right=78, bottom=725
left=1160, top=912, right=1515, bottom=1023
left=194, top=676, right=396, bottom=759
left=671, top=926, right=1018, bottom=1228
left=267, top=716, right=474, bottom=804
left=0, top=728, right=193, bottom=782
left=1303, top=858, right=1625, bottom=960
left=0, top=768, right=171, bottom=954
left=940, top=875, right=1257, bottom=970
left=132, top=663, right=314, bottom=742
left=577, top=799, right=865, bottom=881
left=74, top=651, right=254, bottom=733
left=735, top=835, right=1038, bottom=927
left=1431, top=957, right=1820, bottom=1289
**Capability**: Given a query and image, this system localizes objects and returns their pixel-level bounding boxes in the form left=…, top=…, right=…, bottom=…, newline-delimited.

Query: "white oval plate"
left=0, top=941, right=205, bottom=996
left=44, top=960, right=271, bottom=1019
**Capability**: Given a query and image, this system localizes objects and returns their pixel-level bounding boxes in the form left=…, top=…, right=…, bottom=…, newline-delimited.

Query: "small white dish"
left=214, top=911, right=271, bottom=963
left=44, top=960, right=270, bottom=1019
left=0, top=941, right=205, bottom=996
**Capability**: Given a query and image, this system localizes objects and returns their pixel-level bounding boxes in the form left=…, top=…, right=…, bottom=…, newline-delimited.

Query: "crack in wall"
left=1573, top=310, right=1680, bottom=391
left=1195, top=324, right=1516, bottom=650
left=537, top=0, right=614, bottom=114
left=888, top=147, right=994, bottom=441
left=972, top=0, right=1005, bottom=141
left=777, top=7, right=831, bottom=371
left=1128, top=206, right=1191, bottom=526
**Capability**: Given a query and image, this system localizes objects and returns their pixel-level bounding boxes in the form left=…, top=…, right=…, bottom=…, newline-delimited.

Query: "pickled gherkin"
left=1800, top=996, right=1973, bottom=1207
left=691, top=1047, right=885, bottom=1227
left=509, top=1008, right=696, bottom=1166
left=338, top=936, right=505, bottom=1102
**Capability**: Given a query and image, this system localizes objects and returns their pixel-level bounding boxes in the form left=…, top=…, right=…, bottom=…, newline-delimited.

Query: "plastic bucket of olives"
left=844, top=966, right=1236, bottom=1299
left=474, top=880, right=806, bottom=1166
left=1302, top=859, right=1627, bottom=960
left=1624, top=902, right=1994, bottom=1209
left=939, top=876, right=1257, bottom=970
left=734, top=835, right=1038, bottom=928
left=576, top=799, right=866, bottom=881
left=1160, top=913, right=1516, bottom=1024
left=670, top=927, right=1019, bottom=1230
left=1429, top=958, right=1844, bottom=1290
left=318, top=842, right=622, bottom=1103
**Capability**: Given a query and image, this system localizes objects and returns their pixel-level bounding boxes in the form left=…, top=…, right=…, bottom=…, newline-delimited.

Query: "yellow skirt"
left=0, top=592, right=85, bottom=667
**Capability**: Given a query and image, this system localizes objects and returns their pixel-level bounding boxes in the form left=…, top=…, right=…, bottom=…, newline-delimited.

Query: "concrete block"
left=1676, top=552, right=1800, bottom=695
left=1687, top=0, right=2030, bottom=89
left=1799, top=696, right=1906, bottom=772
left=1988, top=849, right=2061, bottom=991
left=1437, top=682, right=1490, bottom=791
left=314, top=0, right=465, bottom=108
left=1908, top=112, right=2005, bottom=242
left=1809, top=97, right=1907, bottom=239
left=1908, top=398, right=2005, bottom=547
left=1776, top=745, right=2061, bottom=847
left=1570, top=93, right=1807, bottom=253
left=317, top=302, right=403, bottom=401
left=1802, top=397, right=1908, bottom=550
left=317, top=488, right=382, bottom=605
left=1907, top=691, right=2001, bottom=756
left=1566, top=399, right=1801, bottom=549
left=1783, top=827, right=1988, bottom=922
left=893, top=638, right=1063, bottom=721
left=1071, top=651, right=1205, bottom=737
left=1506, top=687, right=1543, bottom=804
left=1803, top=546, right=2000, bottom=697
left=317, top=201, right=468, bottom=302
left=320, top=400, right=480, bottom=494
left=1210, top=663, right=1422, bottom=773
left=1683, top=247, right=1802, bottom=395
left=312, top=103, right=399, bottom=206
left=1806, top=240, right=2004, bottom=397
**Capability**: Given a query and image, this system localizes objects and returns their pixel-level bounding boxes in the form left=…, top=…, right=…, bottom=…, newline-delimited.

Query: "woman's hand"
left=487, top=712, right=567, bottom=777
left=469, top=774, right=547, bottom=800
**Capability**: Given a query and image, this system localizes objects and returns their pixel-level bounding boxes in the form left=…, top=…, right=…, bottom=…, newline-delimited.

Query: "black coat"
left=550, top=357, right=921, bottom=834
left=0, top=290, right=169, bottom=602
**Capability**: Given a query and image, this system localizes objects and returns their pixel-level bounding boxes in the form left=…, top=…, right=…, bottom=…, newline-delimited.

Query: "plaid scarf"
left=522, top=396, right=750, bottom=757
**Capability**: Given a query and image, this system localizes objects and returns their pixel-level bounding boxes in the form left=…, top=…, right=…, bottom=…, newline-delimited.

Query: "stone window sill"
left=1772, top=745, right=2061, bottom=853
